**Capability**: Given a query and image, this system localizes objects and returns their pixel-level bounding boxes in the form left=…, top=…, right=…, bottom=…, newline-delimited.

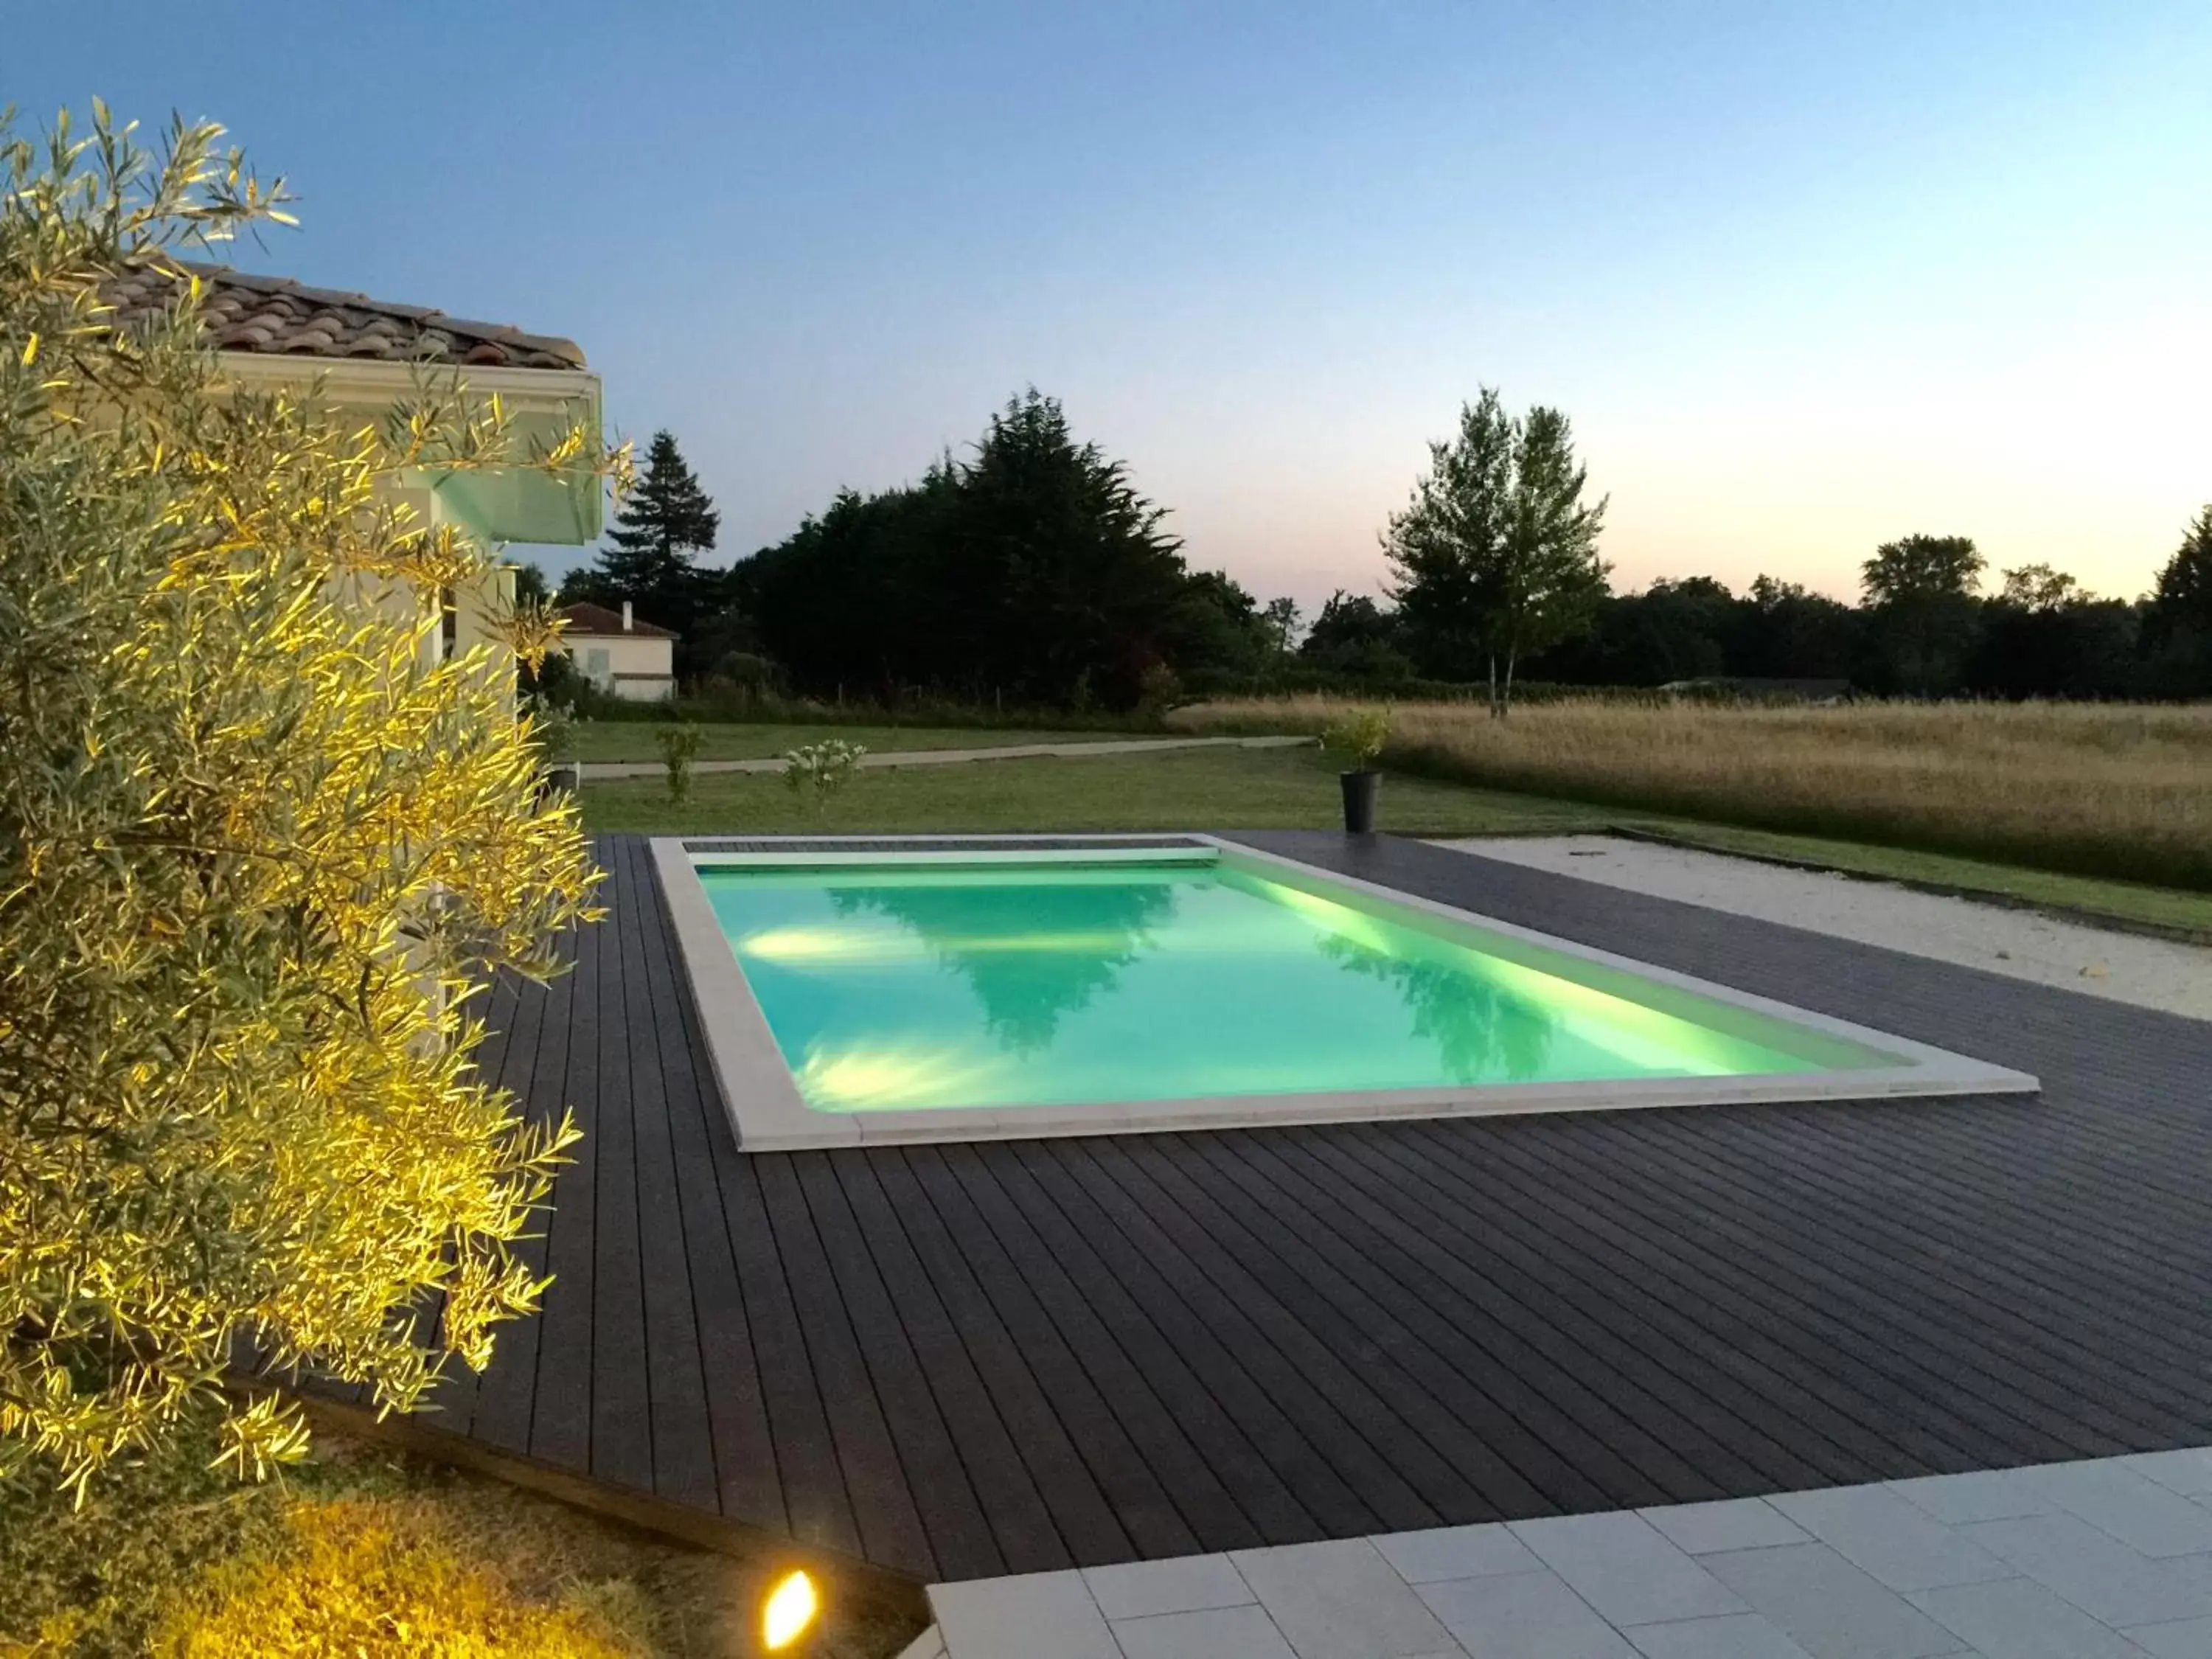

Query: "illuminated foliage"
left=0, top=105, right=627, bottom=1492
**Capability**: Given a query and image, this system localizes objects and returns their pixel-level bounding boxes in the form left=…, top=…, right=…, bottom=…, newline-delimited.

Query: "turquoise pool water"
left=699, top=858, right=1896, bottom=1114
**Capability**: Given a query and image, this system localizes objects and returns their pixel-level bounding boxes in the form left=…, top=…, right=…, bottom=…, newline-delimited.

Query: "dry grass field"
left=1168, top=696, right=2212, bottom=890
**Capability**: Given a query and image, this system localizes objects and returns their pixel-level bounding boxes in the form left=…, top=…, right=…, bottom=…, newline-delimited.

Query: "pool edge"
left=650, top=834, right=2042, bottom=1154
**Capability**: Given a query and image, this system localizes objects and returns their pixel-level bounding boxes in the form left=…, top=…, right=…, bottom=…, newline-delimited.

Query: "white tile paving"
left=1639, top=1495, right=1812, bottom=1556
left=1229, top=1539, right=1458, bottom=1658
left=1769, top=1485, right=2017, bottom=1593
left=922, top=1447, right=2212, bottom=1658
left=1956, top=1512, right=2212, bottom=1628
left=1416, top=1571, right=1638, bottom=1658
left=1702, top=1542, right=1973, bottom=1658
left=1905, top=1576, right=2154, bottom=1658
left=1508, top=1510, right=1747, bottom=1625
left=1621, top=1613, right=1820, bottom=1658
left=1369, top=1523, right=1543, bottom=1584
left=1083, top=1554, right=1255, bottom=1619
left=2017, top=1463, right=2212, bottom=1558
left=2126, top=1452, right=2212, bottom=1498
left=1110, top=1604, right=1298, bottom=1659
left=2131, top=1616, right=2212, bottom=1658
left=926, top=1569, right=1120, bottom=1659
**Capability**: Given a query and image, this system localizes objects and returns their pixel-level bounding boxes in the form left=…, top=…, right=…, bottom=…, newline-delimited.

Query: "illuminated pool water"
left=698, top=856, right=1901, bottom=1115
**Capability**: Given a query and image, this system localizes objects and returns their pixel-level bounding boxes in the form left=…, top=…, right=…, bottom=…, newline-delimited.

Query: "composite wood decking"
left=388, top=832, right=2212, bottom=1584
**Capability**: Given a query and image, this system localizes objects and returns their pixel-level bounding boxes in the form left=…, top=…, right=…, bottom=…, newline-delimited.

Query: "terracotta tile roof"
left=100, top=259, right=586, bottom=370
left=559, top=601, right=678, bottom=640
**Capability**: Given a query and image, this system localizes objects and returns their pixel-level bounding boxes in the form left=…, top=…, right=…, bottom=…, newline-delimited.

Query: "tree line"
left=549, top=391, right=2212, bottom=713
left=557, top=392, right=1285, bottom=710
left=1310, top=521, right=2212, bottom=703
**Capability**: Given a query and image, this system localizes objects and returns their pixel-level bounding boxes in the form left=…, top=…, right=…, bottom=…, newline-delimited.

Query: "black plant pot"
left=1340, top=768, right=1380, bottom=835
left=540, top=761, right=580, bottom=803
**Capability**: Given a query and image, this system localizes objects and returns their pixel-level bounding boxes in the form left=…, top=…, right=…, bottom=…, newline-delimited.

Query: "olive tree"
left=0, top=106, right=627, bottom=1492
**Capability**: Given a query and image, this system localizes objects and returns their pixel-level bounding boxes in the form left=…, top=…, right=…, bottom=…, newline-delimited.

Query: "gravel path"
left=581, top=733, right=1312, bottom=782
left=1433, top=833, right=2212, bottom=1022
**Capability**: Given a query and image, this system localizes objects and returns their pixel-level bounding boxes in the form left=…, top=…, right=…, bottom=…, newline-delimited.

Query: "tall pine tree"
left=571, top=430, right=718, bottom=631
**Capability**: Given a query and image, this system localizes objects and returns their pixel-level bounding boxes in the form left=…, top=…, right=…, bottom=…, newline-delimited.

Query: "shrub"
left=1321, top=709, right=1392, bottom=770
left=783, top=740, right=869, bottom=813
left=655, top=723, right=703, bottom=803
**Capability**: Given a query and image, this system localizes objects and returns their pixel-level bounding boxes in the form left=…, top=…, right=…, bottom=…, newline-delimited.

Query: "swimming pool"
left=654, top=837, right=2037, bottom=1150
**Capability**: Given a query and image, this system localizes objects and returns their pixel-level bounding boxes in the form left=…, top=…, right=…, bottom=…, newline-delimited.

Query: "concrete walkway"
left=904, top=1444, right=2212, bottom=1657
left=1432, top=835, right=2212, bottom=1023
left=580, top=733, right=1312, bottom=782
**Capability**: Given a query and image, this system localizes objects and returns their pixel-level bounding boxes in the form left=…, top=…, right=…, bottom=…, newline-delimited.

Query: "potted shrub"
left=1321, top=709, right=1391, bottom=834
left=532, top=703, right=581, bottom=799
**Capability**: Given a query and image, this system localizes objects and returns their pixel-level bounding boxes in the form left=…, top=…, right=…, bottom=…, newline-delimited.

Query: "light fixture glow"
left=762, top=1568, right=820, bottom=1650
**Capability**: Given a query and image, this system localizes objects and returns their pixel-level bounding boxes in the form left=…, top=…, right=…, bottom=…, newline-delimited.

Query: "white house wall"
left=560, top=630, right=675, bottom=701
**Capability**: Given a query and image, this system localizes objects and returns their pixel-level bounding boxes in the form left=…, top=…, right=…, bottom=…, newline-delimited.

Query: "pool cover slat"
left=360, top=832, right=2212, bottom=1583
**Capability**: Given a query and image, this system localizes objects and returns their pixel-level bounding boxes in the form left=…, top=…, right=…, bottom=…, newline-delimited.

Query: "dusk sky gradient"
left=16, top=1, right=2211, bottom=610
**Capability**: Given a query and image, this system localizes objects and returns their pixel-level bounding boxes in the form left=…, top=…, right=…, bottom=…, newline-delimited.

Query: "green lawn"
left=580, top=738, right=2212, bottom=939
left=581, top=742, right=1609, bottom=836
left=1641, top=821, right=2212, bottom=940
left=561, top=720, right=1151, bottom=763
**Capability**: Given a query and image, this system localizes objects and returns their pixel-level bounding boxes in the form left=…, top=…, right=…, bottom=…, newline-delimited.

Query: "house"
left=556, top=600, right=678, bottom=701
left=101, top=261, right=607, bottom=672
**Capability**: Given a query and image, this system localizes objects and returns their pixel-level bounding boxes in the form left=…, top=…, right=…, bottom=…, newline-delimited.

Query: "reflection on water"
left=830, top=878, right=1178, bottom=1052
left=706, top=860, right=1844, bottom=1113
left=1318, top=932, right=1559, bottom=1082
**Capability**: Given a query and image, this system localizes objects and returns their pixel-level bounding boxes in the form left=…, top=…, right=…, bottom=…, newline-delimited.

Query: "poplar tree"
left=1382, top=389, right=1609, bottom=715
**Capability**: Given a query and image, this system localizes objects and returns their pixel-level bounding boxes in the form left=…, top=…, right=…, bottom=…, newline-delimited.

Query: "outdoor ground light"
left=761, top=1568, right=821, bottom=1651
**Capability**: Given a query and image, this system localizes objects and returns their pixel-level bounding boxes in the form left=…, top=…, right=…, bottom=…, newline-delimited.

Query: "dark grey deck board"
left=897, top=1142, right=1206, bottom=1561
left=611, top=838, right=718, bottom=1512
left=587, top=840, right=653, bottom=1493
left=629, top=829, right=789, bottom=1532
left=525, top=850, right=599, bottom=1472
left=1239, top=1125, right=1842, bottom=1491
left=413, top=831, right=2212, bottom=1583
left=790, top=1154, right=1006, bottom=1576
left=467, top=922, right=570, bottom=1456
left=1130, top=1126, right=1728, bottom=1507
left=858, top=1147, right=1144, bottom=1566
left=422, top=966, right=535, bottom=1432
left=983, top=1140, right=1352, bottom=1543
left=751, top=1152, right=936, bottom=1576
left=826, top=1153, right=1076, bottom=1575
left=1374, top=1115, right=1990, bottom=1472
left=1079, top=1131, right=1578, bottom=1518
left=1029, top=1135, right=1435, bottom=1537
left=707, top=1144, right=860, bottom=1558
left=928, top=1141, right=1270, bottom=1555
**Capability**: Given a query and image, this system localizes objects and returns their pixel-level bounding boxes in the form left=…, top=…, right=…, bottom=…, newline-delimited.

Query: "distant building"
left=557, top=600, right=677, bottom=701
left=1658, top=676, right=1851, bottom=705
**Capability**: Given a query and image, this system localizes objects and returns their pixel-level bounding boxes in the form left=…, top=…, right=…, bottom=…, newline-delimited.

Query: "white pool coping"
left=649, top=835, right=2039, bottom=1153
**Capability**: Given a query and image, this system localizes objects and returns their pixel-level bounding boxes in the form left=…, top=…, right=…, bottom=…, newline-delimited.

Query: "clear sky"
left=17, top=0, right=2211, bottom=609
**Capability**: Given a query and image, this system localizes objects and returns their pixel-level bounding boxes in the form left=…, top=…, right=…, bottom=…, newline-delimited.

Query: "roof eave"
left=214, top=349, right=600, bottom=413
